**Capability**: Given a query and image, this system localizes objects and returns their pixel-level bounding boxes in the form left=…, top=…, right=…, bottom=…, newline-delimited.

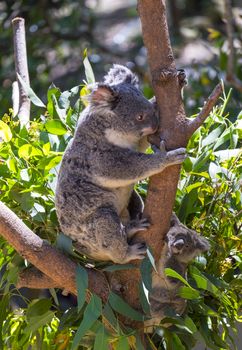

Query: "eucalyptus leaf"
left=17, top=73, right=46, bottom=108
left=71, top=294, right=102, bottom=350
left=76, top=264, right=88, bottom=312
left=108, top=292, right=145, bottom=322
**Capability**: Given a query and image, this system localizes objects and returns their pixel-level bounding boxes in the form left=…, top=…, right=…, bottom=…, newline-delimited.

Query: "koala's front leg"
left=94, top=144, right=186, bottom=188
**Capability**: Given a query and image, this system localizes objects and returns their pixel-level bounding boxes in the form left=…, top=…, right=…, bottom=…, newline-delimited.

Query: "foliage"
left=0, top=58, right=241, bottom=349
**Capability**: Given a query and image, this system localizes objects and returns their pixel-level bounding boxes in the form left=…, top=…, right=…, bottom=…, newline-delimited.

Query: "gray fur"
left=145, top=213, right=209, bottom=330
left=55, top=65, right=186, bottom=264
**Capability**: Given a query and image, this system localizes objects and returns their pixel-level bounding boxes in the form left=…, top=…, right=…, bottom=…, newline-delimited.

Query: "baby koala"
left=145, top=213, right=209, bottom=329
left=55, top=65, right=186, bottom=264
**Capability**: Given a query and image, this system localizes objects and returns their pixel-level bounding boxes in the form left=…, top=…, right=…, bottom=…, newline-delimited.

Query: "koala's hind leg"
left=86, top=206, right=147, bottom=263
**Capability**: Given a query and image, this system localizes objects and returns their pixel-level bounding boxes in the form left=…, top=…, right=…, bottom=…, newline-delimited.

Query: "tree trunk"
left=110, top=0, right=222, bottom=331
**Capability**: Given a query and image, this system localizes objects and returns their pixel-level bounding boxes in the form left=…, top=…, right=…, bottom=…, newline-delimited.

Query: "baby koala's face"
left=166, top=215, right=210, bottom=264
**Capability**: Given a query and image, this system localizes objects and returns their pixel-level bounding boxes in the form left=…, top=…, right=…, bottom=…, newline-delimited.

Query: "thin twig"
left=12, top=17, right=31, bottom=125
left=187, top=82, right=223, bottom=136
left=224, top=0, right=242, bottom=92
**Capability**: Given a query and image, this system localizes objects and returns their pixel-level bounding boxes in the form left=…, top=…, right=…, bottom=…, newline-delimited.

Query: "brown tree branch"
left=12, top=17, right=31, bottom=126
left=224, top=0, right=242, bottom=92
left=0, top=201, right=109, bottom=302
left=187, top=82, right=223, bottom=136
left=110, top=0, right=223, bottom=320
left=17, top=267, right=61, bottom=290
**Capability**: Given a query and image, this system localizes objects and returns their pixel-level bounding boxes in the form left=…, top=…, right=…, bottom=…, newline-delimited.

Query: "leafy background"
left=0, top=58, right=241, bottom=349
left=0, top=0, right=242, bottom=349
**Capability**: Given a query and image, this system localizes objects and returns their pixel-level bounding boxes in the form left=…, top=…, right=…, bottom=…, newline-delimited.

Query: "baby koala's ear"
left=195, top=235, right=210, bottom=253
left=90, top=84, right=119, bottom=107
left=170, top=212, right=181, bottom=227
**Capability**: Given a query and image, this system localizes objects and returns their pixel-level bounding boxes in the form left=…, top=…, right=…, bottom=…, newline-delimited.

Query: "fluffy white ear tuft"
left=90, top=84, right=118, bottom=105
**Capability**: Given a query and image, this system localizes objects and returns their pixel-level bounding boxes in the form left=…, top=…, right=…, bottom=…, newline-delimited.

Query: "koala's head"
left=88, top=65, right=158, bottom=139
left=165, top=213, right=210, bottom=264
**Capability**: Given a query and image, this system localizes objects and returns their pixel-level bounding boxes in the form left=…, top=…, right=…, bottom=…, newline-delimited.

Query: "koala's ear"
left=196, top=236, right=210, bottom=252
left=90, top=84, right=119, bottom=106
left=170, top=213, right=181, bottom=227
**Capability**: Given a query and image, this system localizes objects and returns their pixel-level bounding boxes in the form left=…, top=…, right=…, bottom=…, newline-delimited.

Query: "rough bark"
left=12, top=17, right=31, bottom=125
left=110, top=0, right=222, bottom=318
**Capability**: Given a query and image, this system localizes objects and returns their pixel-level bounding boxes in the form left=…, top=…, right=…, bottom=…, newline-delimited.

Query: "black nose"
left=173, top=239, right=185, bottom=250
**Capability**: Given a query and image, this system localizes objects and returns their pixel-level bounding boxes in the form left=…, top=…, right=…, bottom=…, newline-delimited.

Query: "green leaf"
left=140, top=256, right=153, bottom=291
left=135, top=334, right=145, bottom=350
left=102, top=263, right=136, bottom=272
left=103, top=302, right=118, bottom=331
left=186, top=182, right=203, bottom=193
left=116, top=336, right=130, bottom=350
left=24, top=311, right=55, bottom=334
left=45, top=119, right=67, bottom=135
left=51, top=93, right=66, bottom=122
left=76, top=264, right=88, bottom=312
left=18, top=144, right=42, bottom=159
left=93, top=326, right=109, bottom=350
left=201, top=125, right=224, bottom=148
left=71, top=294, right=102, bottom=350
left=0, top=294, right=9, bottom=348
left=17, top=73, right=46, bottom=107
left=164, top=268, right=192, bottom=288
left=47, top=83, right=61, bottom=117
left=139, top=282, right=150, bottom=314
left=178, top=286, right=200, bottom=299
left=56, top=233, right=74, bottom=255
left=26, top=299, right=52, bottom=319
left=146, top=247, right=157, bottom=272
left=108, top=292, right=145, bottom=322
left=0, top=121, right=12, bottom=142
left=184, top=316, right=198, bottom=333
left=83, top=50, right=95, bottom=84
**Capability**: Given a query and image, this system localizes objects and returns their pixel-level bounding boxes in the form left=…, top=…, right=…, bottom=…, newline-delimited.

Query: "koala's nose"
left=173, top=239, right=185, bottom=250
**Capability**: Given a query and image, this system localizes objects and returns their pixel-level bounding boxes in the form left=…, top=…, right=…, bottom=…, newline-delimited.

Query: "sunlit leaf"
left=45, top=119, right=67, bottom=135
left=17, top=73, right=46, bottom=108
left=0, top=121, right=12, bottom=142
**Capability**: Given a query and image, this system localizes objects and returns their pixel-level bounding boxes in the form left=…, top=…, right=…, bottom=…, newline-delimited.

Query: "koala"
left=145, top=213, right=210, bottom=330
left=55, top=65, right=186, bottom=264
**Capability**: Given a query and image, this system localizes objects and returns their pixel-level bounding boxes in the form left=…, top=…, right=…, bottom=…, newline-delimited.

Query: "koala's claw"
left=127, top=242, right=147, bottom=261
left=165, top=148, right=186, bottom=165
left=177, top=69, right=188, bottom=88
left=126, top=218, right=150, bottom=238
left=151, top=140, right=166, bottom=155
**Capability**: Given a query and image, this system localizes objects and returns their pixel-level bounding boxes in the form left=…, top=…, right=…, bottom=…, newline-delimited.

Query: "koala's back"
left=55, top=115, right=116, bottom=240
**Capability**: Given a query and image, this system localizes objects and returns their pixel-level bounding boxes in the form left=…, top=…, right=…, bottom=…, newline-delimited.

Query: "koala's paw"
left=165, top=148, right=186, bottom=165
left=126, top=242, right=147, bottom=261
left=126, top=218, right=150, bottom=238
left=177, top=69, right=188, bottom=88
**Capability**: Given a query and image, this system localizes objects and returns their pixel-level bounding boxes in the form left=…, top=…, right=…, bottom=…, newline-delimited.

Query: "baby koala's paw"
left=125, top=242, right=147, bottom=262
left=126, top=218, right=150, bottom=238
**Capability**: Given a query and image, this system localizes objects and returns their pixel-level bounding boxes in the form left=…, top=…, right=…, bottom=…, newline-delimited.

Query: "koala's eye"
left=136, top=115, right=144, bottom=121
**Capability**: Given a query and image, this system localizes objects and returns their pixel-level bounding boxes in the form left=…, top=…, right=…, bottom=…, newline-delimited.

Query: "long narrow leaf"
left=71, top=294, right=102, bottom=350
left=76, top=264, right=88, bottom=312
left=108, top=292, right=145, bottom=322
left=17, top=73, right=46, bottom=107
